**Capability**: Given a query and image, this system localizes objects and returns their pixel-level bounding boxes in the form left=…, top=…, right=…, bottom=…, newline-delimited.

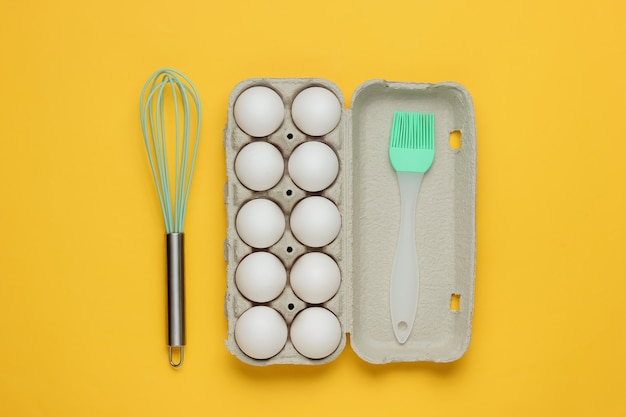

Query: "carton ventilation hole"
left=286, top=246, right=293, bottom=253
left=450, top=294, right=461, bottom=311
left=286, top=189, right=293, bottom=196
left=449, top=130, right=462, bottom=150
left=287, top=133, right=293, bottom=140
left=288, top=303, right=295, bottom=310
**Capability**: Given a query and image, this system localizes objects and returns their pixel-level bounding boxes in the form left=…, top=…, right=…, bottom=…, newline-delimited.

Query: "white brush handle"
left=390, top=171, right=424, bottom=344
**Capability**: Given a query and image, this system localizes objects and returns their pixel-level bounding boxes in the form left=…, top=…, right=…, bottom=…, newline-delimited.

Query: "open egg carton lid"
left=223, top=78, right=476, bottom=365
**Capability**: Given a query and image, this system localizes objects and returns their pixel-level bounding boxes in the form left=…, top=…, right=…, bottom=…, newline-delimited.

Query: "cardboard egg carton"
left=223, top=78, right=476, bottom=365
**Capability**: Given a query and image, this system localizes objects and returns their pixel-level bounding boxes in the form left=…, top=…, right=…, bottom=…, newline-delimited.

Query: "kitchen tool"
left=388, top=112, right=435, bottom=344
left=139, top=68, right=201, bottom=367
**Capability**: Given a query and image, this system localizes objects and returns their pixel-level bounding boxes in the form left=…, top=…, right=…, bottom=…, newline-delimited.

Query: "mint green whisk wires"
left=140, top=68, right=201, bottom=233
left=139, top=68, right=201, bottom=367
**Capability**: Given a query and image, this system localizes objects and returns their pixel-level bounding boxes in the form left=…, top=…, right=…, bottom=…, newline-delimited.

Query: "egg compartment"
left=225, top=78, right=348, bottom=365
left=224, top=78, right=477, bottom=365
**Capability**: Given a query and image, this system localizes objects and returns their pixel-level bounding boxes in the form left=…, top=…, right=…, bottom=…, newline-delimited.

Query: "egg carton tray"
left=223, top=78, right=476, bottom=365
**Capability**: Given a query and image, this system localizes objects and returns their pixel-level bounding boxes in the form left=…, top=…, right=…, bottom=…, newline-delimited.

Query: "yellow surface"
left=1, top=0, right=625, bottom=415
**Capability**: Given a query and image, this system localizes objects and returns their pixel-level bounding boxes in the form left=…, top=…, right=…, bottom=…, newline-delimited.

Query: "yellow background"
left=1, top=0, right=625, bottom=415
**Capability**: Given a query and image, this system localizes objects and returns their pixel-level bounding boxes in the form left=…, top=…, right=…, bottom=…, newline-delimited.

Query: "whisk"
left=139, top=68, right=201, bottom=367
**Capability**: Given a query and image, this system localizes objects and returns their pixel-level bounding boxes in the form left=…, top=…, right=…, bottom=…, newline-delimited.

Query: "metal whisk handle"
left=166, top=232, right=185, bottom=367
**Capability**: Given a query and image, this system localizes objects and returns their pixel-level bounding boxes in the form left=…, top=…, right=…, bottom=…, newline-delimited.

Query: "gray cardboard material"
left=223, top=78, right=476, bottom=365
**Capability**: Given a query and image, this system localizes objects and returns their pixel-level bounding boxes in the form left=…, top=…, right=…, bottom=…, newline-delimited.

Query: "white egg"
left=291, top=87, right=342, bottom=137
left=235, top=141, right=284, bottom=191
left=235, top=306, right=287, bottom=360
left=236, top=199, right=285, bottom=248
left=236, top=252, right=287, bottom=302
left=290, top=197, right=341, bottom=248
left=290, top=307, right=342, bottom=359
left=290, top=252, right=341, bottom=304
left=287, top=141, right=339, bottom=192
left=234, top=86, right=285, bottom=137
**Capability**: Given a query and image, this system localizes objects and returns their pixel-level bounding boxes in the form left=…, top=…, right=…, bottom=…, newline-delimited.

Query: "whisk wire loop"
left=140, top=68, right=201, bottom=233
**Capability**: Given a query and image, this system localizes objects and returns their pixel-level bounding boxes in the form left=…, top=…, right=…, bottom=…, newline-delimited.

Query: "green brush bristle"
left=389, top=112, right=435, bottom=173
